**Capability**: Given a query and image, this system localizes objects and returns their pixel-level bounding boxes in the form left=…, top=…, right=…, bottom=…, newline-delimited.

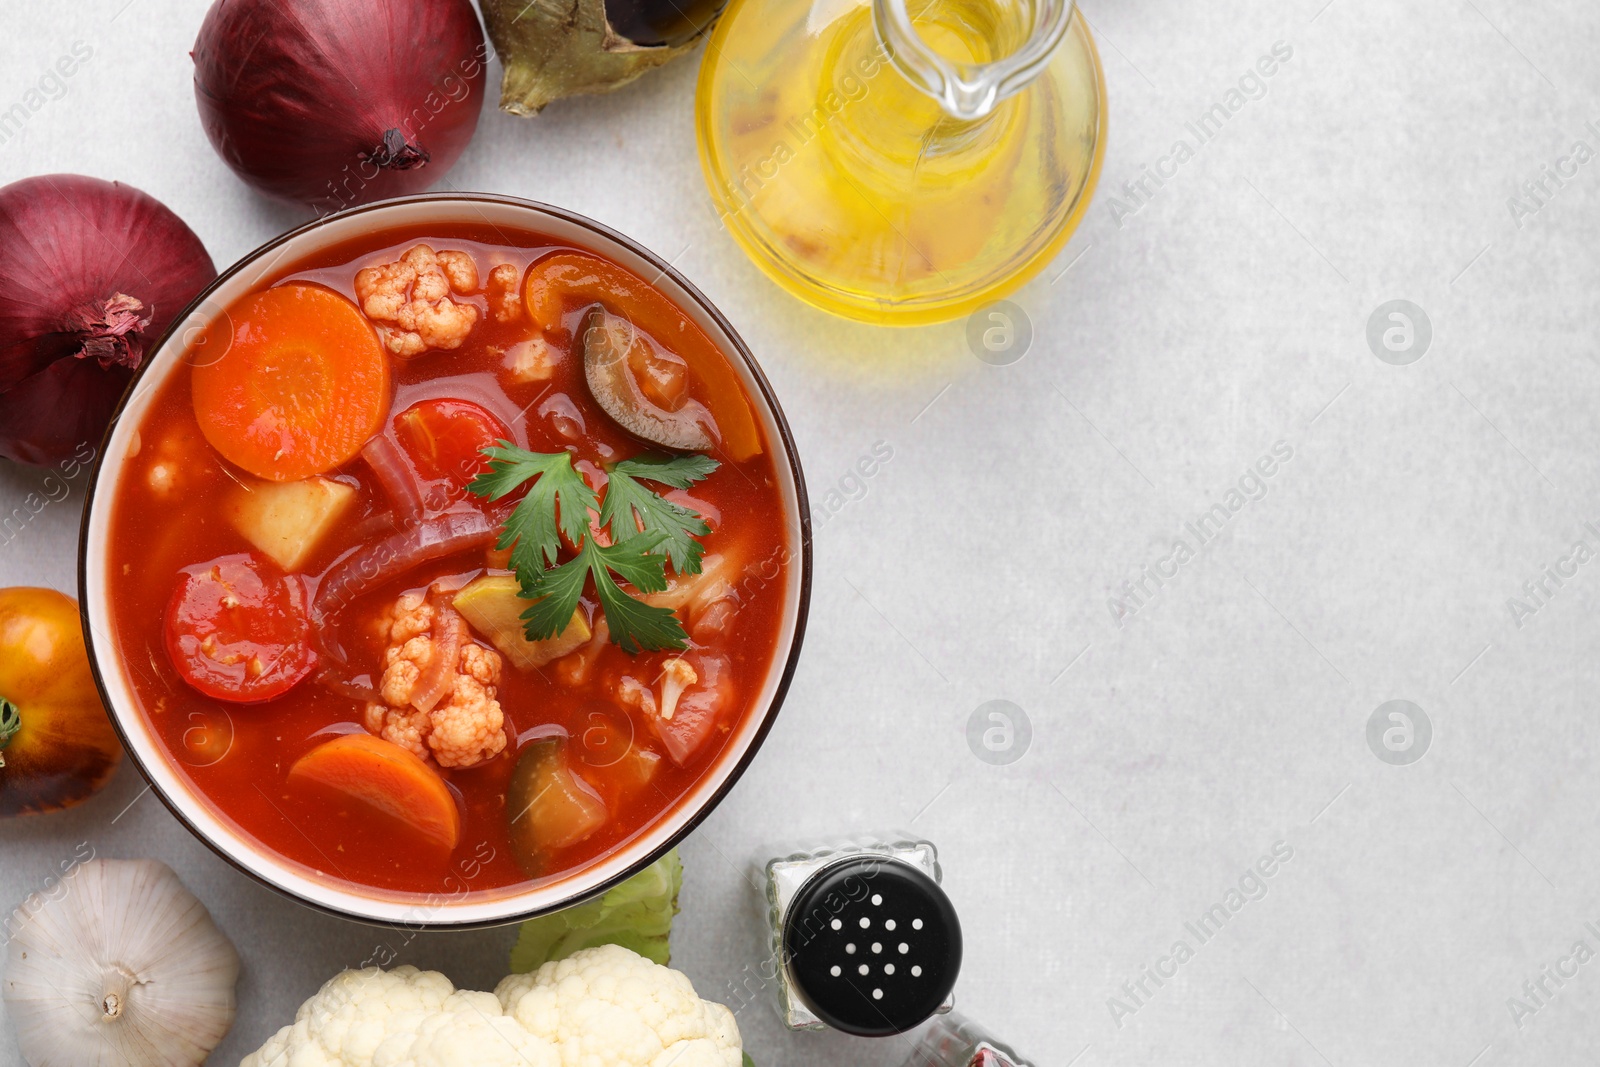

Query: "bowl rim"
left=75, top=192, right=812, bottom=930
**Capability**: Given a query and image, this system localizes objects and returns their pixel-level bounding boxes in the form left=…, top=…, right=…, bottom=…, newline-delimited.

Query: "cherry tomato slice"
left=394, top=399, right=509, bottom=487
left=165, top=553, right=316, bottom=704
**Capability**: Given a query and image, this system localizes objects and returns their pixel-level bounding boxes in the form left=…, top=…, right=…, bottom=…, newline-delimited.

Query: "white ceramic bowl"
left=78, top=194, right=811, bottom=928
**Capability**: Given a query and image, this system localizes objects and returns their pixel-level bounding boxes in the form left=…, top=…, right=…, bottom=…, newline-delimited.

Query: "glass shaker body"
left=759, top=834, right=960, bottom=1034
left=901, top=1012, right=1035, bottom=1067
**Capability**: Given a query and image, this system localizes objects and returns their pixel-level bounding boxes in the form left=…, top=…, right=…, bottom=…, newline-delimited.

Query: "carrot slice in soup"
left=288, top=733, right=461, bottom=850
left=192, top=283, right=390, bottom=481
left=523, top=252, right=762, bottom=461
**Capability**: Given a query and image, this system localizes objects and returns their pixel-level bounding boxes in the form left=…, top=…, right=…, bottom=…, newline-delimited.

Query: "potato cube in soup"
left=226, top=477, right=357, bottom=572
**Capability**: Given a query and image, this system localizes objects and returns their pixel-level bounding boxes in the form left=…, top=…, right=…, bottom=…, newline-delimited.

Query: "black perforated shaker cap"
left=782, top=854, right=963, bottom=1037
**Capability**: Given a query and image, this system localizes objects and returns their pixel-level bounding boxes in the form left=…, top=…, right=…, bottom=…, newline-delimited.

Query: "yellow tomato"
left=0, top=587, right=121, bottom=816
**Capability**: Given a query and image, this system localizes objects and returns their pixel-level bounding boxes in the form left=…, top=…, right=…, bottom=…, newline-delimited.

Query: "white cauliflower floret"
left=355, top=244, right=481, bottom=358
left=364, top=593, right=508, bottom=768
left=372, top=991, right=559, bottom=1067
left=616, top=675, right=656, bottom=718
left=496, top=945, right=743, bottom=1067
left=242, top=966, right=560, bottom=1067
left=657, top=659, right=698, bottom=721
left=616, top=659, right=698, bottom=723
left=486, top=262, right=522, bottom=323
left=427, top=643, right=505, bottom=767
left=242, top=965, right=458, bottom=1067
left=241, top=947, right=743, bottom=1067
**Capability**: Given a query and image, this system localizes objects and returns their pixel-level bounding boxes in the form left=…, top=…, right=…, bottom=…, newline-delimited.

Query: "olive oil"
left=696, top=0, right=1106, bottom=324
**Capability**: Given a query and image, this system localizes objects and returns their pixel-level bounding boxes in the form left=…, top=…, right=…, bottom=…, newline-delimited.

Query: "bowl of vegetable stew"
left=77, top=194, right=810, bottom=927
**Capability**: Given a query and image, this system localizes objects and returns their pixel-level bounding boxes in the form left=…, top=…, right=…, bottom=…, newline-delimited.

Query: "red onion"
left=0, top=175, right=216, bottom=468
left=192, top=0, right=488, bottom=213
left=311, top=508, right=497, bottom=692
left=314, top=508, right=498, bottom=621
left=409, top=604, right=464, bottom=713
left=360, top=433, right=425, bottom=519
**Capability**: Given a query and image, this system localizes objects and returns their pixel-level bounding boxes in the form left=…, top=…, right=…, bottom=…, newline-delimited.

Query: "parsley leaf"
left=603, top=454, right=720, bottom=575
left=468, top=444, right=710, bottom=654
left=519, top=536, right=684, bottom=653
left=470, top=443, right=596, bottom=574
left=515, top=550, right=591, bottom=642
left=611, top=453, right=720, bottom=490
left=591, top=534, right=672, bottom=594
left=588, top=541, right=684, bottom=654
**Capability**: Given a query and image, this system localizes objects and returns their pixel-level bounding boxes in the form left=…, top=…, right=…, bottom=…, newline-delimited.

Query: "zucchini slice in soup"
left=507, top=738, right=607, bottom=876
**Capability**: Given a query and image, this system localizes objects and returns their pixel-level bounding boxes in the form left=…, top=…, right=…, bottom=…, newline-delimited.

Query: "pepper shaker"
left=760, top=834, right=961, bottom=1036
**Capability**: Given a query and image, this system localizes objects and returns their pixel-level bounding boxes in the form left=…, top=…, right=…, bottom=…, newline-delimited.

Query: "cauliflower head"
left=240, top=947, right=742, bottom=1067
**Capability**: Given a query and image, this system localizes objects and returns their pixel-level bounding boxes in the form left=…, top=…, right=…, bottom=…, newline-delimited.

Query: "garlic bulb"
left=2, top=858, right=240, bottom=1067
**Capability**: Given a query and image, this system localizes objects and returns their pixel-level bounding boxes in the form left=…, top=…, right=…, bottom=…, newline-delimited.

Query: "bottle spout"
left=941, top=78, right=1003, bottom=122
left=873, top=0, right=1076, bottom=120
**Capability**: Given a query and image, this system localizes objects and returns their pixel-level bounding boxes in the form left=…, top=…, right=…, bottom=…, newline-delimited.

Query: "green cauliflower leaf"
left=510, top=849, right=683, bottom=972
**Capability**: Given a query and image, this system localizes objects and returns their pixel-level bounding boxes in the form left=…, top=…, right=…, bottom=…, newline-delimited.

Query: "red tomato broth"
left=104, top=223, right=792, bottom=898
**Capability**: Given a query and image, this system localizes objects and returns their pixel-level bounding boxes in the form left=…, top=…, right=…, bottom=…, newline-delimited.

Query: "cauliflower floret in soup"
left=364, top=592, right=508, bottom=768
left=355, top=243, right=481, bottom=357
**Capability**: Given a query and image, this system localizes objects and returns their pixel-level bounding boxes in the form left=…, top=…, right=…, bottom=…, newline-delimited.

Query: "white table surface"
left=5, top=0, right=1600, bottom=1062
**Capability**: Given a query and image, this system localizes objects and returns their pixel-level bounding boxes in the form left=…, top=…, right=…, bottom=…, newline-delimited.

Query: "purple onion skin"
left=0, top=175, right=216, bottom=468
left=193, top=0, right=488, bottom=214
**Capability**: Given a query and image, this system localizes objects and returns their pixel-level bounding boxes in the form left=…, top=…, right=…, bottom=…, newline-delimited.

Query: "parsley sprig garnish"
left=603, top=454, right=718, bottom=574
left=469, top=444, right=719, bottom=654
